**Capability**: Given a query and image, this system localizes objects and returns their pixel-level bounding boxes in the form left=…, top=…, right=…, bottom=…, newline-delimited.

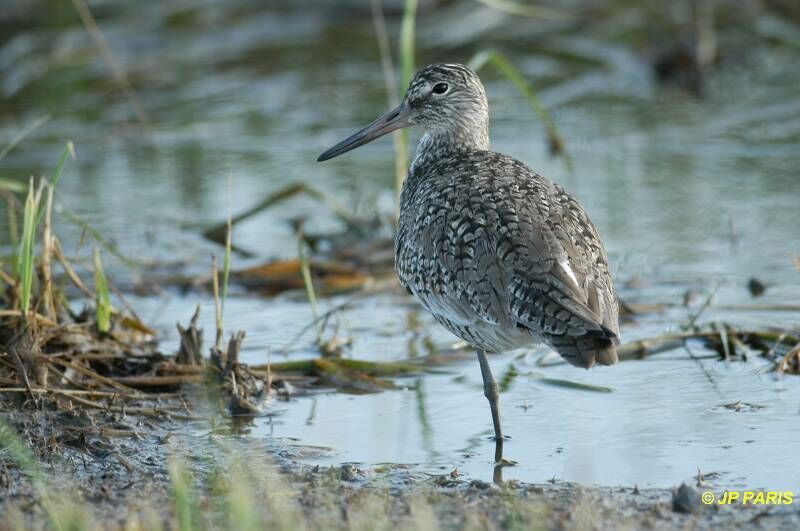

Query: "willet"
left=318, top=63, right=619, bottom=462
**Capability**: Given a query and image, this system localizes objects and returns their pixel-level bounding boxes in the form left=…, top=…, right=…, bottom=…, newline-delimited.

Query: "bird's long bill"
left=317, top=102, right=411, bottom=162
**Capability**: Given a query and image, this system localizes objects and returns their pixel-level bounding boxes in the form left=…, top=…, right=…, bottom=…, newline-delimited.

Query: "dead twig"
left=40, top=185, right=56, bottom=321
left=110, top=375, right=205, bottom=387
left=48, top=358, right=141, bottom=394
left=53, top=238, right=94, bottom=298
left=8, top=343, right=38, bottom=407
left=777, top=344, right=800, bottom=375
left=55, top=392, right=201, bottom=421
left=0, top=310, right=58, bottom=327
left=212, top=256, right=222, bottom=348
left=176, top=306, right=203, bottom=366
left=684, top=286, right=718, bottom=330
left=0, top=387, right=173, bottom=400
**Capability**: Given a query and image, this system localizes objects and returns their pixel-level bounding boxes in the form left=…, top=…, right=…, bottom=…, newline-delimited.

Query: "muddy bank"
left=1, top=405, right=798, bottom=530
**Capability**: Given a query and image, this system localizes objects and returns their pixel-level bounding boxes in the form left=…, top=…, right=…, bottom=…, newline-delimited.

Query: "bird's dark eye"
left=432, top=82, right=449, bottom=95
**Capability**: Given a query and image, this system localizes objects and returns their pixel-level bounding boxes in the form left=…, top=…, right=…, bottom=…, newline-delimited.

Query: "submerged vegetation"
left=1, top=0, right=799, bottom=528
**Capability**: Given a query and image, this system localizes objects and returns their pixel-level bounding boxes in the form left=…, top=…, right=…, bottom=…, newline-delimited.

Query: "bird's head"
left=317, top=63, right=488, bottom=162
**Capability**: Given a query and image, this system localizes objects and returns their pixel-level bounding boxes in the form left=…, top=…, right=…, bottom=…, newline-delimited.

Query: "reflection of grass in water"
left=414, top=378, right=435, bottom=457
left=396, top=0, right=417, bottom=200
left=298, top=228, right=323, bottom=344
left=498, top=362, right=519, bottom=393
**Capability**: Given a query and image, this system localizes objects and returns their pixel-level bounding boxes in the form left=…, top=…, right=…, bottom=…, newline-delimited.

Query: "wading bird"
left=318, top=64, right=619, bottom=460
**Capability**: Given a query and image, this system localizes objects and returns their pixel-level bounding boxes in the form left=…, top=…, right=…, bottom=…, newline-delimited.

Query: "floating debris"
left=718, top=401, right=767, bottom=413
left=777, top=345, right=800, bottom=375
left=233, top=259, right=371, bottom=296
left=747, top=277, right=768, bottom=297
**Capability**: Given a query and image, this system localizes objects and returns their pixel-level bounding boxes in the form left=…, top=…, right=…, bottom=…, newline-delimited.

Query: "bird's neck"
left=410, top=121, right=489, bottom=173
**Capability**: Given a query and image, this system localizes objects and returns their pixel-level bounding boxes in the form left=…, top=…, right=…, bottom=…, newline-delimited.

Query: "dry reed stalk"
left=40, top=186, right=56, bottom=320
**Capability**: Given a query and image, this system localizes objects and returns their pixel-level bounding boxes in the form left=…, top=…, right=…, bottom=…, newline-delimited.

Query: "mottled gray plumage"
left=318, top=63, right=619, bottom=448
left=394, top=64, right=620, bottom=368
left=397, top=150, right=619, bottom=367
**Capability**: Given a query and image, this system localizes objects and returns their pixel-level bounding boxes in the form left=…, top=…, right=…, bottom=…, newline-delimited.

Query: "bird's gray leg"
left=477, top=350, right=503, bottom=445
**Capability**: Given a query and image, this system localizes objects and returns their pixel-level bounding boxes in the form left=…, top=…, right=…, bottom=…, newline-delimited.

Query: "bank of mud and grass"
left=2, top=405, right=799, bottom=530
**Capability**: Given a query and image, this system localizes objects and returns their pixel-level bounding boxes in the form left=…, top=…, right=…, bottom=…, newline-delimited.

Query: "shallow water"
left=130, top=279, right=800, bottom=489
left=2, top=1, right=800, bottom=489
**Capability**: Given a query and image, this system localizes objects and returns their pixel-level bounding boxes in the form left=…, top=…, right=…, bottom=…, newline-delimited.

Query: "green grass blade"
left=16, top=179, right=38, bottom=315
left=399, top=0, right=418, bottom=93
left=35, top=142, right=74, bottom=228
left=468, top=50, right=573, bottom=172
left=223, top=462, right=260, bottom=531
left=395, top=0, right=418, bottom=201
left=297, top=232, right=322, bottom=343
left=168, top=459, right=196, bottom=531
left=48, top=141, right=74, bottom=188
left=13, top=143, right=74, bottom=316
left=93, top=248, right=111, bottom=333
left=370, top=0, right=408, bottom=202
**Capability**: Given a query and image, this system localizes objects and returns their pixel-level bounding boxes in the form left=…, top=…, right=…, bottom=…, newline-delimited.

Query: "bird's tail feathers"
left=546, top=334, right=618, bottom=369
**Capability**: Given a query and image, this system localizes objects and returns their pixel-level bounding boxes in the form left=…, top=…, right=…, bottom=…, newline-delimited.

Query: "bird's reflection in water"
left=492, top=438, right=516, bottom=484
left=493, top=439, right=505, bottom=484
